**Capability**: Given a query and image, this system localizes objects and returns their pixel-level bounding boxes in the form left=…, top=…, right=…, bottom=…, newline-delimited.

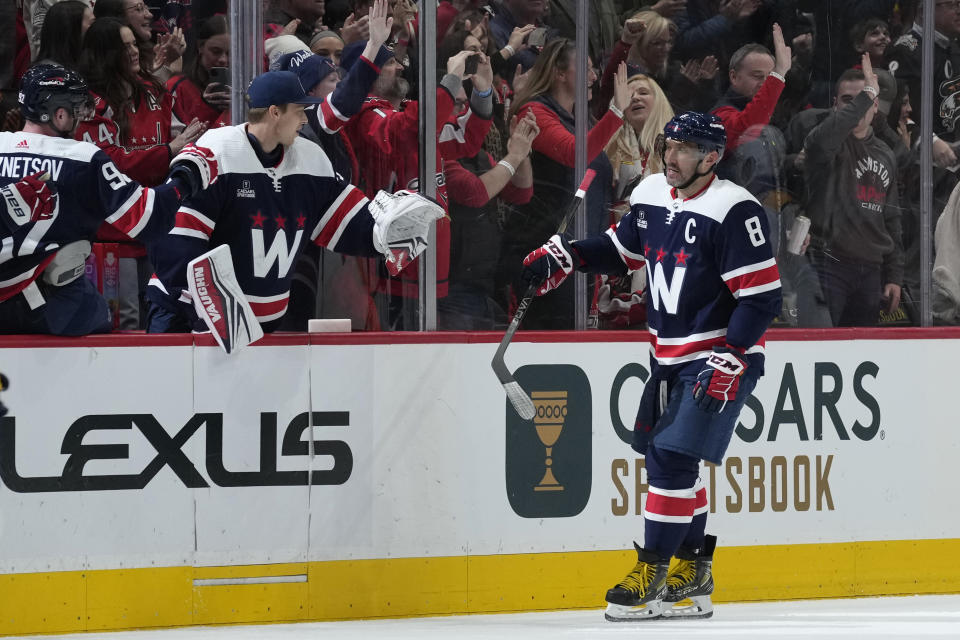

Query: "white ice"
left=17, top=595, right=960, bottom=640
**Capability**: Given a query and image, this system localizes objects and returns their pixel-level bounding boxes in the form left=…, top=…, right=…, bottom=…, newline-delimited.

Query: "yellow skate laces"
left=667, top=558, right=696, bottom=589
left=618, top=562, right=657, bottom=596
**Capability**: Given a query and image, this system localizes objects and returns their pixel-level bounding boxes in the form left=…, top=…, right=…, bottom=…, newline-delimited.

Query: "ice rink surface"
left=16, top=594, right=960, bottom=640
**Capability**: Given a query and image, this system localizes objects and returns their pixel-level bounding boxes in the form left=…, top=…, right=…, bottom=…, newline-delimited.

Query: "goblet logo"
left=531, top=390, right=567, bottom=492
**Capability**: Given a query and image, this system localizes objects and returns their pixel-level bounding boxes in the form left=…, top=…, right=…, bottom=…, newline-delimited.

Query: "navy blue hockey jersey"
left=591, top=173, right=782, bottom=376
left=147, top=124, right=379, bottom=328
left=0, top=131, right=182, bottom=302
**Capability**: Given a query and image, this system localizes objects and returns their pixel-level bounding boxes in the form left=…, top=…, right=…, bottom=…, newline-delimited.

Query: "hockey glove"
left=521, top=234, right=579, bottom=296
left=1, top=171, right=58, bottom=226
left=370, top=189, right=445, bottom=276
left=169, top=144, right=218, bottom=197
left=692, top=346, right=749, bottom=413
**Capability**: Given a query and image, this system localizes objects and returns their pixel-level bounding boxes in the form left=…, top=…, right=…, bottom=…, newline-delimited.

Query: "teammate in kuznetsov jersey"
left=0, top=64, right=216, bottom=335
left=520, top=111, right=782, bottom=622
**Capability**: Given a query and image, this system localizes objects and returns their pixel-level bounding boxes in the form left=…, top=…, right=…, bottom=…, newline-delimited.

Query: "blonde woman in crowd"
left=605, top=73, right=674, bottom=202
left=594, top=74, right=673, bottom=330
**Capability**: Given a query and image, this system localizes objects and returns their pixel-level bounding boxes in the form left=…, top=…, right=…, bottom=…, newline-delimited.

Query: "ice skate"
left=662, top=534, right=716, bottom=619
left=604, top=543, right=669, bottom=621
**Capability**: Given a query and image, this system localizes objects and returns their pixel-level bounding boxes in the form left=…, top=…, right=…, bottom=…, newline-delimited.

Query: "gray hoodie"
left=803, top=91, right=905, bottom=286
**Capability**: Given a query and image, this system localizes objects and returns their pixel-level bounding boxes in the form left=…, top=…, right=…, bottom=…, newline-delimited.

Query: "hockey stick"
left=491, top=169, right=596, bottom=420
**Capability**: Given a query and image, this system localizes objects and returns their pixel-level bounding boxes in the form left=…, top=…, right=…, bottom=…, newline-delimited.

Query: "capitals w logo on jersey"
left=605, top=173, right=781, bottom=370
left=248, top=210, right=306, bottom=278
left=647, top=255, right=688, bottom=315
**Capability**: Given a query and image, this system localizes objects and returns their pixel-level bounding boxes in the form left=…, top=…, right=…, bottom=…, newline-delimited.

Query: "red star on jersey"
left=674, top=248, right=690, bottom=266
left=644, top=243, right=651, bottom=256
left=250, top=211, right=266, bottom=228
left=655, top=248, right=667, bottom=262
left=296, top=213, right=307, bottom=229
left=275, top=215, right=287, bottom=229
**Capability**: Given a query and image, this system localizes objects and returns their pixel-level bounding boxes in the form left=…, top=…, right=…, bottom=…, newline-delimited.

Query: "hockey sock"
left=644, top=485, right=696, bottom=559
left=643, top=445, right=701, bottom=559
left=680, top=478, right=709, bottom=551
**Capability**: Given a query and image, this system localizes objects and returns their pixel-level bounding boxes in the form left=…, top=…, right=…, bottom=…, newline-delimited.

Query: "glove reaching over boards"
left=692, top=346, right=748, bottom=413
left=521, top=234, right=579, bottom=296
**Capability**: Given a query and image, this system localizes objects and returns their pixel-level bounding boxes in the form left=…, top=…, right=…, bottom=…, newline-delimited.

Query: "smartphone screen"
left=527, top=27, right=548, bottom=48
left=208, top=67, right=229, bottom=86
left=464, top=54, right=480, bottom=76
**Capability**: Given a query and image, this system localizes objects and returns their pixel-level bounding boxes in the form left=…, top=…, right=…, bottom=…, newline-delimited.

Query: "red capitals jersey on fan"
left=166, top=75, right=230, bottom=131
left=75, top=88, right=183, bottom=187
left=347, top=89, right=491, bottom=297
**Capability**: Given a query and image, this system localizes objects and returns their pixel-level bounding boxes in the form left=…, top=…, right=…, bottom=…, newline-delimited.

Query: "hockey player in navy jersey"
left=0, top=64, right=217, bottom=336
left=145, top=69, right=444, bottom=333
left=521, top=112, right=782, bottom=621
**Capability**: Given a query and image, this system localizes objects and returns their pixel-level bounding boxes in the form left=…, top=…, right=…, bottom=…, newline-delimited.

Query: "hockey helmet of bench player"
left=658, top=111, right=727, bottom=162
left=19, top=64, right=95, bottom=126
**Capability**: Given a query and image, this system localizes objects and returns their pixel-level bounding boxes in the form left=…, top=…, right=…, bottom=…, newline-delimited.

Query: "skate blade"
left=604, top=601, right=663, bottom=622
left=662, top=596, right=713, bottom=619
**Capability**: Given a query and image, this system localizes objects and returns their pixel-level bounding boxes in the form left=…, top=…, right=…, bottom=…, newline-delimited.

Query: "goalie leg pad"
left=187, top=245, right=263, bottom=354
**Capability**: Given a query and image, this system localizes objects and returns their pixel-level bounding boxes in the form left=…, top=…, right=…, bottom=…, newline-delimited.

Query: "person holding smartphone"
left=489, top=0, right=550, bottom=72
left=166, top=15, right=232, bottom=130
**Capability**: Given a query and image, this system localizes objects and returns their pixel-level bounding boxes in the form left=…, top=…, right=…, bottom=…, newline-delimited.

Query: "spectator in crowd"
left=889, top=0, right=960, bottom=292
left=264, top=0, right=326, bottom=47
left=34, top=0, right=94, bottom=69
left=266, top=34, right=311, bottom=70
left=310, top=29, right=345, bottom=64
left=439, top=13, right=518, bottom=158
left=851, top=17, right=891, bottom=69
left=166, top=15, right=230, bottom=130
left=768, top=12, right=815, bottom=132
left=871, top=68, right=911, bottom=168
left=499, top=38, right=629, bottom=329
left=596, top=73, right=674, bottom=331
left=77, top=18, right=204, bottom=186
left=605, top=73, right=674, bottom=202
left=441, top=110, right=538, bottom=330
left=547, top=0, right=622, bottom=67
left=342, top=40, right=493, bottom=329
left=887, top=78, right=914, bottom=151
left=0, top=1, right=20, bottom=134
left=599, top=12, right=719, bottom=118
left=437, top=0, right=488, bottom=42
left=933, top=180, right=960, bottom=324
left=490, top=0, right=550, bottom=71
left=77, top=17, right=204, bottom=328
left=276, top=0, right=394, bottom=330
left=712, top=24, right=791, bottom=155
left=94, top=0, right=187, bottom=81
left=0, top=63, right=216, bottom=335
left=800, top=0, right=898, bottom=106
left=641, top=0, right=689, bottom=19
left=803, top=57, right=903, bottom=327
left=672, top=0, right=768, bottom=74
left=713, top=25, right=792, bottom=259
left=22, top=0, right=93, bottom=61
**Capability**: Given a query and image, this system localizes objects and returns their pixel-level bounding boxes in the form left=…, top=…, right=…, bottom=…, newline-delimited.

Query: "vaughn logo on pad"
left=187, top=245, right=263, bottom=354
